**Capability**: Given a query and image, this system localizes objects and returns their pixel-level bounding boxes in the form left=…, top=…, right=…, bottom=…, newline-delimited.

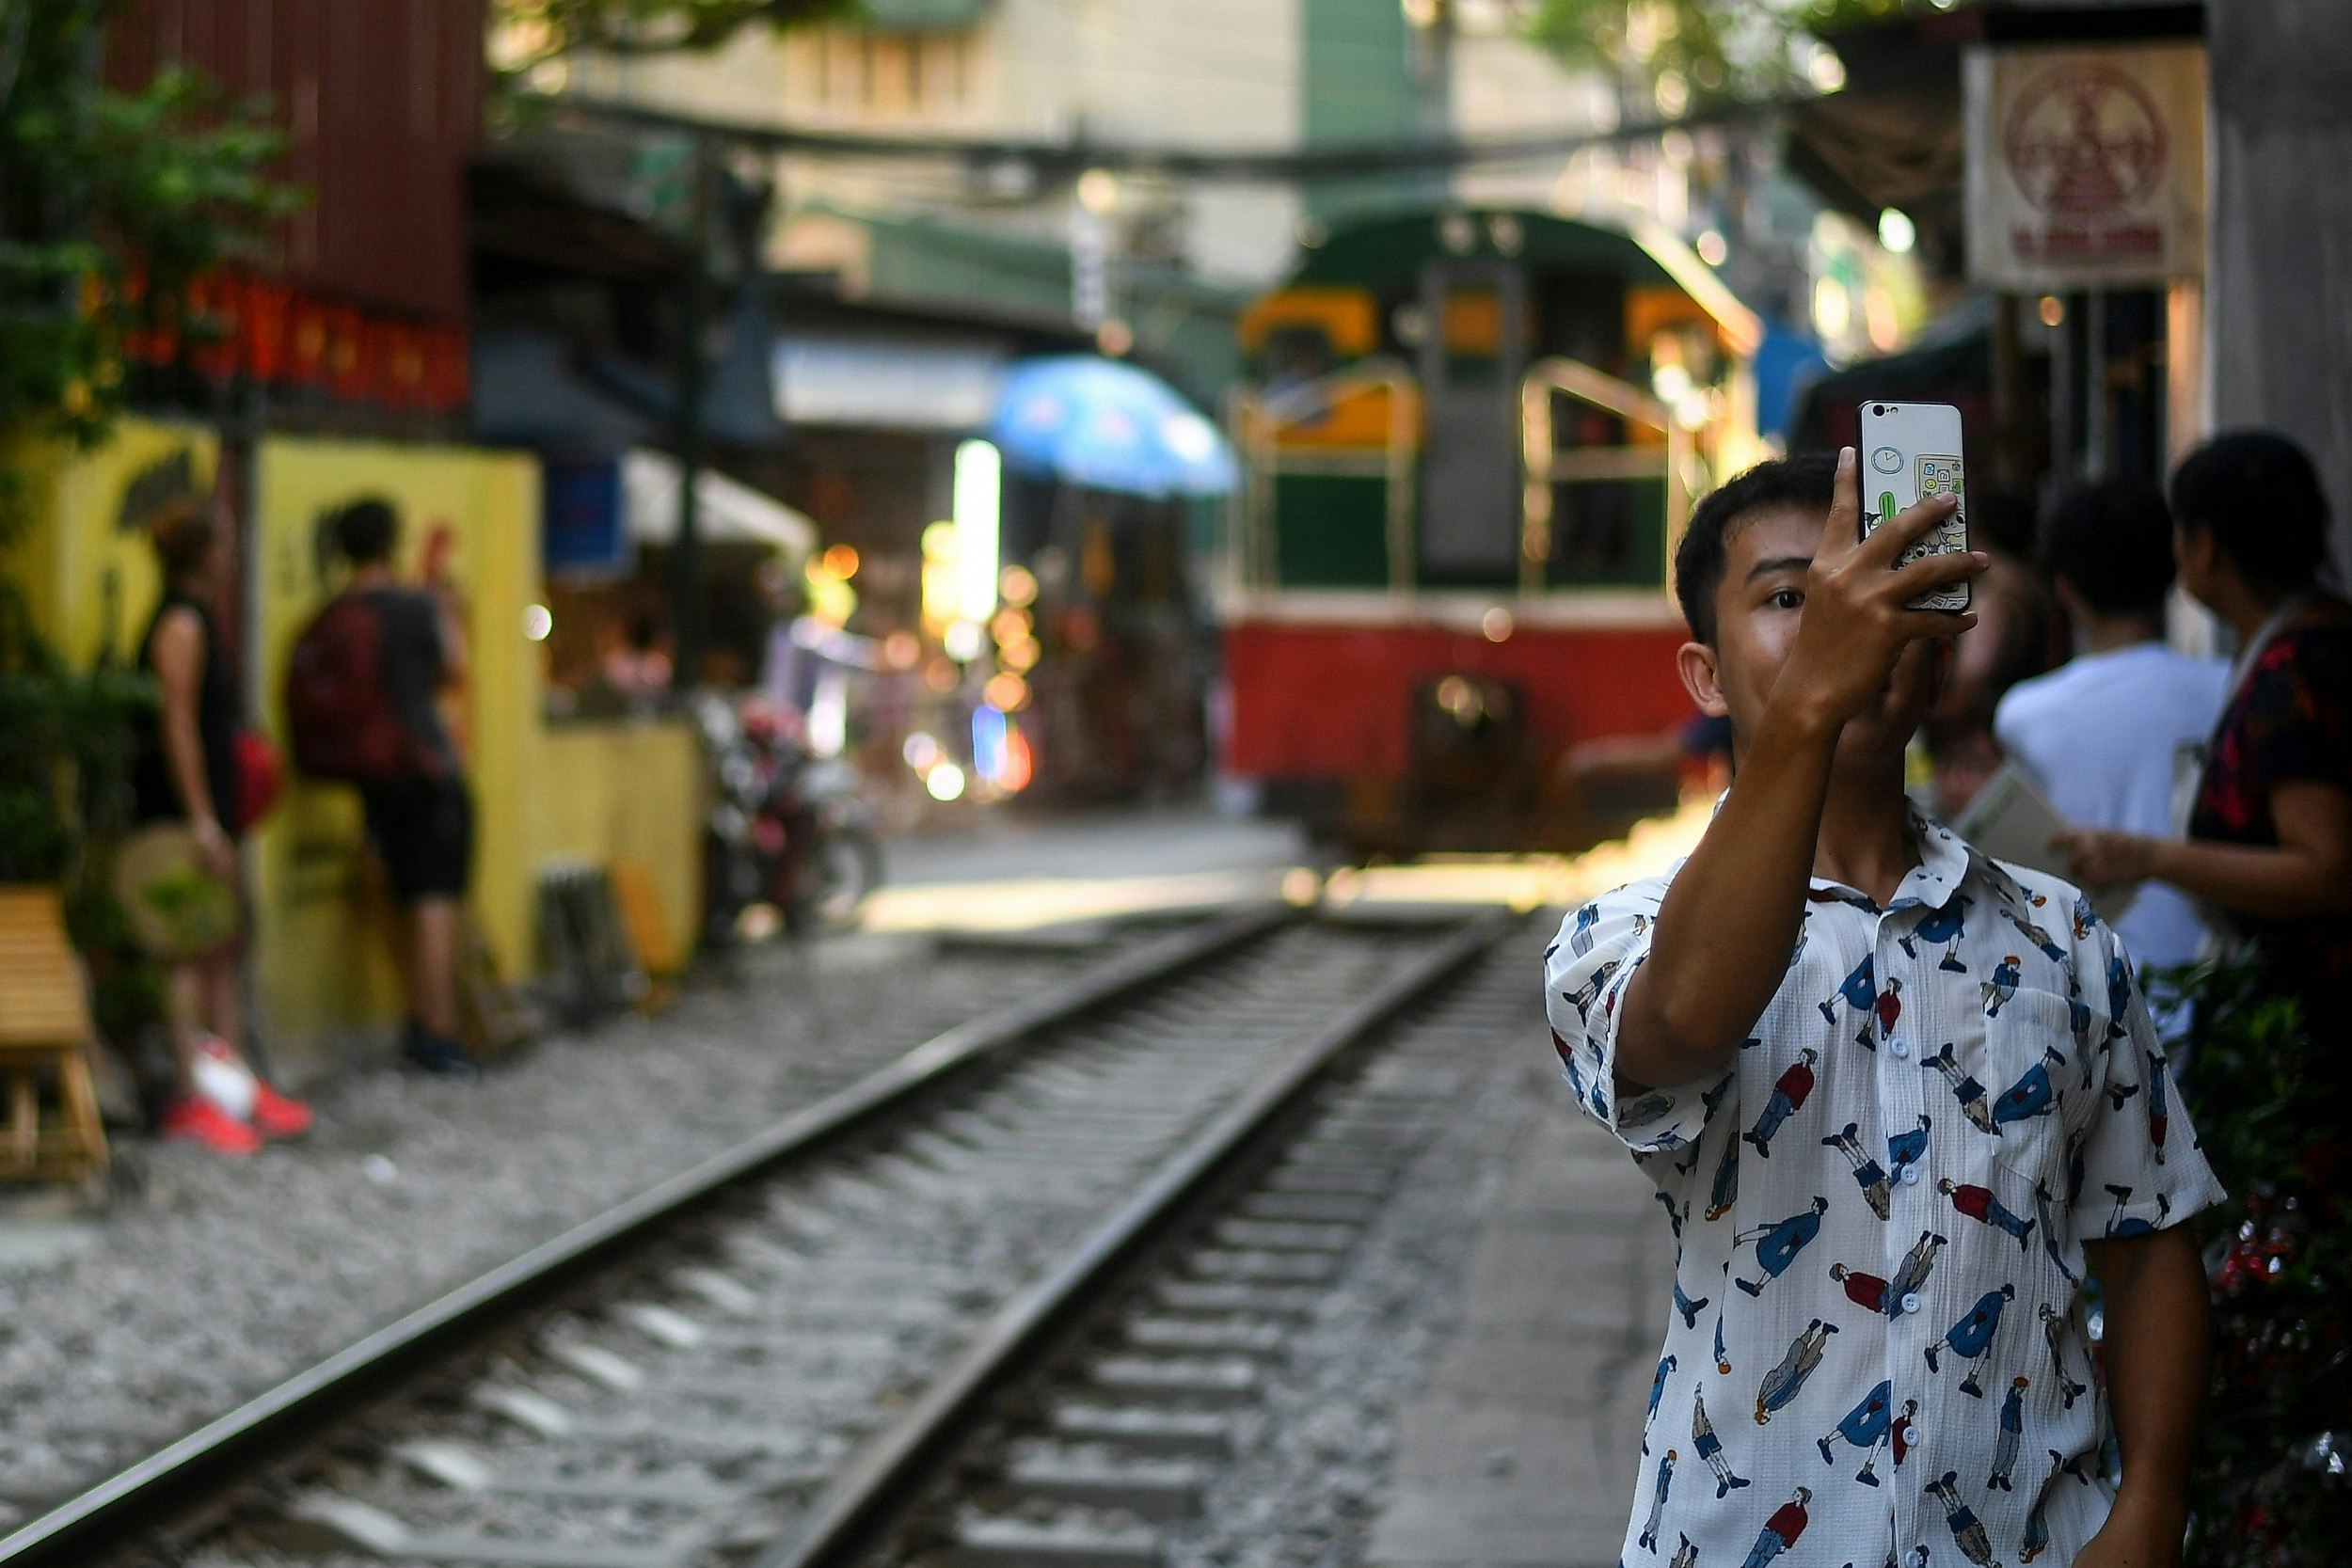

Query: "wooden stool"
left=0, top=888, right=110, bottom=1185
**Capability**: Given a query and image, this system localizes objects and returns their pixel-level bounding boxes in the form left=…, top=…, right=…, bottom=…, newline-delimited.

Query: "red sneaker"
left=249, top=1079, right=313, bottom=1139
left=162, top=1095, right=262, bottom=1156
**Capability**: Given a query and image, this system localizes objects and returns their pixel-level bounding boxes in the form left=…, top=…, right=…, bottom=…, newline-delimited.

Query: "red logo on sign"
left=2003, top=64, right=2166, bottom=215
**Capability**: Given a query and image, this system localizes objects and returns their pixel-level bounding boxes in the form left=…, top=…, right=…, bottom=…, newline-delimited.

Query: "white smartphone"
left=1856, top=400, right=1970, bottom=612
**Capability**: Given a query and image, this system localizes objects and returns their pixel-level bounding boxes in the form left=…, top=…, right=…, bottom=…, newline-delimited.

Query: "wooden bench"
left=0, top=888, right=111, bottom=1184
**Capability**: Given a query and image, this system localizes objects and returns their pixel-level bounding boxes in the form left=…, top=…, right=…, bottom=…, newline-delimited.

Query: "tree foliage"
left=490, top=0, right=857, bottom=85
left=0, top=590, right=150, bottom=881
left=0, top=2, right=286, bottom=955
left=0, top=1, right=297, bottom=446
left=1523, top=0, right=1946, bottom=112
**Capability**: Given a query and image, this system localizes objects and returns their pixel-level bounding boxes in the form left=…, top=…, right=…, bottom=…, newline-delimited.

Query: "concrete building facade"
left=562, top=0, right=1625, bottom=348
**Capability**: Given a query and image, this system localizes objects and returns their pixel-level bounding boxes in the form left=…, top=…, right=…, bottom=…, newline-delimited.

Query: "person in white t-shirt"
left=1994, top=478, right=2228, bottom=975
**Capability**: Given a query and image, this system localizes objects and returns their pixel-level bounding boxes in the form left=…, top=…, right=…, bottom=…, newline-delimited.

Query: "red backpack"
left=283, top=594, right=425, bottom=785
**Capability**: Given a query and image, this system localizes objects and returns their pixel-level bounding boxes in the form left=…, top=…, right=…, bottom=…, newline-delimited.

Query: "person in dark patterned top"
left=2058, top=432, right=2352, bottom=1070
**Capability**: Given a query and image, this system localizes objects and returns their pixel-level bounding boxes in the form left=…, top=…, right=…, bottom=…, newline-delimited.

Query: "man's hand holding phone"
left=1772, top=447, right=1988, bottom=737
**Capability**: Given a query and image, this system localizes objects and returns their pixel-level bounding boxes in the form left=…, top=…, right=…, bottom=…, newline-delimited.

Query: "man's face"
left=1677, top=502, right=1947, bottom=767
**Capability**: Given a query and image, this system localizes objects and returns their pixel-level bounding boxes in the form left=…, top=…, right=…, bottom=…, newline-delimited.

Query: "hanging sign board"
left=542, top=457, right=631, bottom=581
left=1964, top=42, right=2206, bottom=289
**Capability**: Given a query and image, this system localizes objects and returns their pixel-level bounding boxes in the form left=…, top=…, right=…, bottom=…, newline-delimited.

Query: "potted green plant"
left=0, top=586, right=164, bottom=1069
left=2161, top=959, right=2352, bottom=1566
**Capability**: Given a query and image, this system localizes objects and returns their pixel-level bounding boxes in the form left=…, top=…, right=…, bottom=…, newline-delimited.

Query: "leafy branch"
left=1523, top=0, right=1942, bottom=113
left=0, top=4, right=298, bottom=448
left=489, top=0, right=857, bottom=85
left=0, top=3, right=291, bottom=910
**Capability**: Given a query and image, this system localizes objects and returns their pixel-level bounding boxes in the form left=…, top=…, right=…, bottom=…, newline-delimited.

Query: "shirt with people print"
left=1545, top=808, right=2220, bottom=1568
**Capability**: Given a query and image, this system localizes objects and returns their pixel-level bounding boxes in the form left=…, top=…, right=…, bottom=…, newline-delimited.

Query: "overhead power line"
left=528, top=88, right=1818, bottom=183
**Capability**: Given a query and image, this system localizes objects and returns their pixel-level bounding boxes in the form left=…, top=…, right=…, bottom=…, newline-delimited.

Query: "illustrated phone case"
left=1857, top=400, right=1970, bottom=612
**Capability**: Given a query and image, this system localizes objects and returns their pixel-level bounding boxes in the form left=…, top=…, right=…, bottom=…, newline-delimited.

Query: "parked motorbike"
left=696, top=693, right=883, bottom=942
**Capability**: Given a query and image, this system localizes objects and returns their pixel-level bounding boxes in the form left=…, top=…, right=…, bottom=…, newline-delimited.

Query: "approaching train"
left=1218, top=206, right=1765, bottom=852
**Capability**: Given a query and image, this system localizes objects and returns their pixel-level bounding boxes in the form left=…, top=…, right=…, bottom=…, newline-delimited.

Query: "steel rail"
left=750, top=910, right=1520, bottom=1568
left=0, top=903, right=1295, bottom=1568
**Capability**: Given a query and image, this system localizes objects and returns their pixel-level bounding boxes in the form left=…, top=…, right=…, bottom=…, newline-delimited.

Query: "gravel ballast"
left=1157, top=923, right=1550, bottom=1568
left=0, top=930, right=1132, bottom=1528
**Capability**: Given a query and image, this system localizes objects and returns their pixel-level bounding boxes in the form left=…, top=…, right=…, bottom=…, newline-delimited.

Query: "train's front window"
left=1546, top=480, right=1665, bottom=585
left=1522, top=365, right=1677, bottom=592
left=1438, top=287, right=1502, bottom=384
left=1554, top=403, right=1660, bottom=586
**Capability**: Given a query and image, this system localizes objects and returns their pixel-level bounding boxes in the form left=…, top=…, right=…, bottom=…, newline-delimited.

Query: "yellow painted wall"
left=0, top=419, right=219, bottom=669
left=537, top=720, right=703, bottom=964
left=251, top=437, right=704, bottom=1065
left=9, top=424, right=705, bottom=1074
left=249, top=436, right=546, bottom=1051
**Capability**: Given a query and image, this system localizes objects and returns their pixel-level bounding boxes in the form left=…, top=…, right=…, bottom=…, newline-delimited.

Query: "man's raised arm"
left=1614, top=451, right=1980, bottom=1089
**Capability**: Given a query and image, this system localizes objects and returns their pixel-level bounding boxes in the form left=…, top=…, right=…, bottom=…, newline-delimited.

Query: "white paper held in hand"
left=1950, top=761, right=2139, bottom=923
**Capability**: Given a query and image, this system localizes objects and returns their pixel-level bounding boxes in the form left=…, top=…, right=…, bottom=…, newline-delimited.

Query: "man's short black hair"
left=334, top=497, right=400, bottom=565
left=2169, top=430, right=2331, bottom=594
left=1969, top=483, right=2037, bottom=561
left=2041, top=478, right=2175, bottom=617
left=1675, top=451, right=1837, bottom=644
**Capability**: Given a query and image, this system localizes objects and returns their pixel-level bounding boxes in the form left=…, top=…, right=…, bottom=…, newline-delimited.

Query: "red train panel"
left=1222, top=619, right=1693, bottom=781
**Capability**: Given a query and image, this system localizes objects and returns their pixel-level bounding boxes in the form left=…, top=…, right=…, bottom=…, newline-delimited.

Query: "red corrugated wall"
left=108, top=0, right=485, bottom=323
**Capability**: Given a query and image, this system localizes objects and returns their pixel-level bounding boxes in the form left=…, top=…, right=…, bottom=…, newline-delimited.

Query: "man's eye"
left=1768, top=588, right=1805, bottom=610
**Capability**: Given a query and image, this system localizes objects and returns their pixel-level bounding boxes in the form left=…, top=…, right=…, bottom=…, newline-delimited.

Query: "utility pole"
left=2207, top=0, right=2352, bottom=573
left=671, top=134, right=715, bottom=691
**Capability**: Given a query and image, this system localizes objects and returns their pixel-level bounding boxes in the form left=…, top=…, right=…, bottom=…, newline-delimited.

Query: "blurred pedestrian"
left=601, top=612, right=673, bottom=709
left=1557, top=712, right=1733, bottom=805
left=1945, top=485, right=2058, bottom=716
left=2060, top=432, right=2352, bottom=1066
left=1996, top=478, right=2227, bottom=979
left=129, top=499, right=311, bottom=1151
left=1922, top=486, right=2054, bottom=818
left=320, top=498, right=477, bottom=1076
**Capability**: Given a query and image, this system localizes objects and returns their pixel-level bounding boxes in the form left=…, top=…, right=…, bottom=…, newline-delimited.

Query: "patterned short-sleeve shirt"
left=1544, top=810, right=2221, bottom=1568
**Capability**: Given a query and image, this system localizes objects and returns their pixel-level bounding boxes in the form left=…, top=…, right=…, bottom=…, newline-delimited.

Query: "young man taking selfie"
left=1546, top=450, right=2216, bottom=1567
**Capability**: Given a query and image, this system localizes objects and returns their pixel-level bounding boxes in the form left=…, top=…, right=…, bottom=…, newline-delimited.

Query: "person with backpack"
left=127, top=498, right=312, bottom=1152
left=286, top=498, right=475, bottom=1075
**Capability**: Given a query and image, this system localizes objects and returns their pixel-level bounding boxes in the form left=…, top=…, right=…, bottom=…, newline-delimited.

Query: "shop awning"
left=471, top=327, right=660, bottom=454
left=772, top=336, right=1008, bottom=430
left=623, top=449, right=817, bottom=557
left=589, top=302, right=783, bottom=449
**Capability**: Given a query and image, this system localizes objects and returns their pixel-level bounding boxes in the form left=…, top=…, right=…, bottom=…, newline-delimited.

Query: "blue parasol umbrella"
left=987, top=356, right=1237, bottom=499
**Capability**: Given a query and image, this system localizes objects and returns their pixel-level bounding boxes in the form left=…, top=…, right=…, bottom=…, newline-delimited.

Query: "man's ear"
left=1676, top=639, right=1729, bottom=717
left=2174, top=521, right=2217, bottom=584
left=2052, top=577, right=2090, bottom=628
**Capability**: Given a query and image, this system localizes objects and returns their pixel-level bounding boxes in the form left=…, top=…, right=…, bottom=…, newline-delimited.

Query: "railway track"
left=857, top=917, right=1543, bottom=1568
left=0, top=903, right=1521, bottom=1568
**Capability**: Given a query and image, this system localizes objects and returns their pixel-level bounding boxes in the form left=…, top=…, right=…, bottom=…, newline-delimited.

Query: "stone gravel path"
left=0, top=929, right=1126, bottom=1528
left=1155, top=916, right=1671, bottom=1568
